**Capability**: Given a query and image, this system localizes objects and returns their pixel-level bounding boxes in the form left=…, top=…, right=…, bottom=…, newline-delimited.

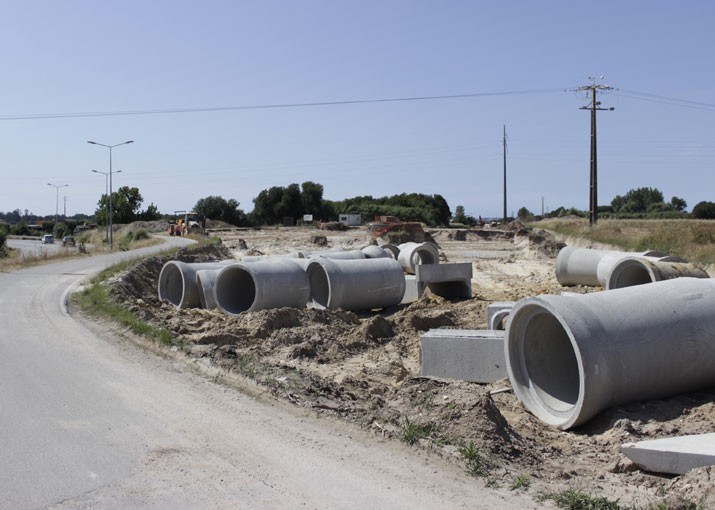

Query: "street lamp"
left=92, top=169, right=122, bottom=244
left=87, top=140, right=134, bottom=249
left=47, top=183, right=69, bottom=223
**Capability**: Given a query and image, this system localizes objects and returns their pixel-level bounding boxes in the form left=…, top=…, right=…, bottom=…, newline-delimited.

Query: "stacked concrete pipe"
left=505, top=277, right=715, bottom=430
left=306, top=257, right=405, bottom=311
left=158, top=261, right=232, bottom=309
left=397, top=242, right=440, bottom=275
left=214, top=259, right=311, bottom=315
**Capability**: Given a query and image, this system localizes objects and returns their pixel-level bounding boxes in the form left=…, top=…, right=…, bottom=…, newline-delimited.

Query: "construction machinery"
left=168, top=210, right=204, bottom=236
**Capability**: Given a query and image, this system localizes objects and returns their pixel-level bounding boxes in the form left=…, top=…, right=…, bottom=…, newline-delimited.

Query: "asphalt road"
left=6, top=238, right=62, bottom=256
left=0, top=237, right=539, bottom=509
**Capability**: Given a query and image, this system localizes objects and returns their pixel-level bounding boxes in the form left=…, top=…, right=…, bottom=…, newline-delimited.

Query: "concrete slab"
left=415, top=262, right=473, bottom=299
left=419, top=329, right=506, bottom=383
left=487, top=301, right=515, bottom=330
left=621, top=433, right=715, bottom=475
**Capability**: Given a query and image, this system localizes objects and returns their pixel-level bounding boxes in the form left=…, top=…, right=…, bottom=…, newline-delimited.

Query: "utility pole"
left=502, top=125, right=507, bottom=224
left=579, top=78, right=614, bottom=226
left=63, top=196, right=67, bottom=217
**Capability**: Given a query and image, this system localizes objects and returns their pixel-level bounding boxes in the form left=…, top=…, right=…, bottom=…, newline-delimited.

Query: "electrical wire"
left=612, top=89, right=715, bottom=112
left=0, top=88, right=564, bottom=121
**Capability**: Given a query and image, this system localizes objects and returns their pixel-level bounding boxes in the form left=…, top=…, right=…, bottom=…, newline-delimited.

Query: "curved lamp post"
left=87, top=140, right=133, bottom=249
left=91, top=169, right=122, bottom=244
left=47, top=183, right=69, bottom=223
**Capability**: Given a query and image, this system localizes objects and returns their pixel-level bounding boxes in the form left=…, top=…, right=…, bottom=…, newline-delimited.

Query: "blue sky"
left=1, top=1, right=713, bottom=219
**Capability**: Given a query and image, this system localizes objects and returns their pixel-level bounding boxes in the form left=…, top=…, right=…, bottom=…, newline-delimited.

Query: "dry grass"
left=536, top=218, right=715, bottom=265
left=0, top=226, right=163, bottom=272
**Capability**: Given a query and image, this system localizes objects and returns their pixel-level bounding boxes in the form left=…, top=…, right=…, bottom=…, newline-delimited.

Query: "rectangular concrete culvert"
left=400, top=263, right=473, bottom=304
left=419, top=329, right=506, bottom=383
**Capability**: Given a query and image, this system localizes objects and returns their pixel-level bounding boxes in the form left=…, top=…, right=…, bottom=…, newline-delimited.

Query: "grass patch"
left=538, top=489, right=623, bottom=510
left=510, top=474, right=531, bottom=490
left=537, top=218, right=715, bottom=265
left=458, top=441, right=490, bottom=477
left=73, top=256, right=174, bottom=346
left=400, top=417, right=441, bottom=446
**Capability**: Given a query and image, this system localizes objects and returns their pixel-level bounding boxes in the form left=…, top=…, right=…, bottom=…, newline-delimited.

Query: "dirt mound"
left=103, top=228, right=715, bottom=508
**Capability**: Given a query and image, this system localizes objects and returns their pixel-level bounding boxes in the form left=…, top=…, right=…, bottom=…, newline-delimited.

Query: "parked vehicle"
left=42, top=234, right=54, bottom=244
left=62, top=236, right=75, bottom=247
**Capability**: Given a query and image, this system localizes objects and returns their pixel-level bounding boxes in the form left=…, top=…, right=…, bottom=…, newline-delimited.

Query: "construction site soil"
left=105, top=223, right=715, bottom=509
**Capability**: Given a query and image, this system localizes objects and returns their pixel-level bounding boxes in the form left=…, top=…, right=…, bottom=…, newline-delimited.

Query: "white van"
left=42, top=234, right=54, bottom=244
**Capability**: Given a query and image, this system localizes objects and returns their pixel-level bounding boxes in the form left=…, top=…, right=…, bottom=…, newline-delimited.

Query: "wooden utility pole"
left=502, top=125, right=507, bottom=224
left=579, top=79, right=613, bottom=225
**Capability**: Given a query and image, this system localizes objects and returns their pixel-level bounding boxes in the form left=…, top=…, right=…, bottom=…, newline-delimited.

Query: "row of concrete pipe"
left=506, top=246, right=714, bottom=429
left=157, top=242, right=439, bottom=314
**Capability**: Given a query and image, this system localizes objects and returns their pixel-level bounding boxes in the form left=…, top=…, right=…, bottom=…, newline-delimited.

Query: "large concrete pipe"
left=306, top=257, right=405, bottom=311
left=306, top=249, right=366, bottom=260
left=555, top=246, right=669, bottom=286
left=361, top=245, right=392, bottom=259
left=505, top=277, right=715, bottom=430
left=397, top=242, right=440, bottom=275
left=158, top=261, right=232, bottom=309
left=379, top=243, right=400, bottom=259
left=214, top=259, right=310, bottom=315
left=599, top=256, right=710, bottom=290
left=196, top=269, right=221, bottom=310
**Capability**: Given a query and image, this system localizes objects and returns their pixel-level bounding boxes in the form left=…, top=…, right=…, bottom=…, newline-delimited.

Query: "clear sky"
left=1, top=0, right=713, bottom=219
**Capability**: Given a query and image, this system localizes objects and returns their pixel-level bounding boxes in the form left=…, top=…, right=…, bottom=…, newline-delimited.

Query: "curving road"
left=0, top=237, right=539, bottom=509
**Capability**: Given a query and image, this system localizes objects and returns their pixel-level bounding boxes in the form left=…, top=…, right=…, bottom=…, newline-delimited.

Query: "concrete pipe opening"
left=215, top=266, right=256, bottom=314
left=158, top=262, right=185, bottom=307
left=507, top=303, right=582, bottom=426
left=306, top=263, right=330, bottom=309
left=606, top=258, right=656, bottom=290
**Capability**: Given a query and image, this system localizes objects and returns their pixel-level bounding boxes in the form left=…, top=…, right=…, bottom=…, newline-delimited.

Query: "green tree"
left=517, top=206, right=532, bottom=219
left=692, top=201, right=715, bottom=219
left=300, top=181, right=324, bottom=219
left=0, top=225, right=7, bottom=256
left=95, top=186, right=145, bottom=225
left=671, top=196, right=687, bottom=212
left=140, top=203, right=162, bottom=221
left=453, top=205, right=467, bottom=224
left=611, top=187, right=665, bottom=213
left=194, top=196, right=245, bottom=225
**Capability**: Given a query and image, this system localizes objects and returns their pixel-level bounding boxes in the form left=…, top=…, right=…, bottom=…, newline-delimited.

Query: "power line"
left=0, top=88, right=564, bottom=121
left=613, top=89, right=715, bottom=112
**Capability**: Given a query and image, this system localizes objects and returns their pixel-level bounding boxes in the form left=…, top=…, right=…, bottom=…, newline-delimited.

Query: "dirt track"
left=110, top=224, right=715, bottom=508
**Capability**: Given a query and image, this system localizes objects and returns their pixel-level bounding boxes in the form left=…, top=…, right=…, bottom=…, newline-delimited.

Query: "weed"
left=538, top=488, right=623, bottom=510
left=400, top=417, right=434, bottom=446
left=458, top=441, right=489, bottom=477
left=510, top=474, right=531, bottom=490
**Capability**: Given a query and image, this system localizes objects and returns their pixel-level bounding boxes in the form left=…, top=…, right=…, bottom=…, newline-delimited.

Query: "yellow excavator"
left=168, top=210, right=204, bottom=236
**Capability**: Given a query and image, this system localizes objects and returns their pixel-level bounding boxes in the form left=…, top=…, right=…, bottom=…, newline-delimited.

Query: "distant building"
left=338, top=214, right=361, bottom=227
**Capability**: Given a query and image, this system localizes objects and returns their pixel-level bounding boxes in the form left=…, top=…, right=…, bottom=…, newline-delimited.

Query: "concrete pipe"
left=379, top=243, right=400, bottom=259
left=488, top=301, right=515, bottom=330
left=505, top=277, right=715, bottom=430
left=397, top=242, right=440, bottom=275
left=361, top=245, right=392, bottom=259
left=306, top=249, right=366, bottom=260
left=158, top=261, right=231, bottom=309
left=306, top=257, right=405, bottom=311
left=599, top=256, right=710, bottom=290
left=196, top=269, right=221, bottom=310
left=555, top=246, right=670, bottom=287
left=214, top=259, right=310, bottom=315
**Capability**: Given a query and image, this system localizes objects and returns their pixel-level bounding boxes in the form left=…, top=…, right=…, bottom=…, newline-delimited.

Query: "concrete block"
left=487, top=301, right=515, bottom=330
left=416, top=262, right=473, bottom=299
left=419, top=329, right=506, bottom=383
left=621, top=433, right=715, bottom=475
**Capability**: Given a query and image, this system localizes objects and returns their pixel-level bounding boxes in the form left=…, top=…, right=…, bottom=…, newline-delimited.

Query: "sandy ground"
left=108, top=223, right=715, bottom=509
